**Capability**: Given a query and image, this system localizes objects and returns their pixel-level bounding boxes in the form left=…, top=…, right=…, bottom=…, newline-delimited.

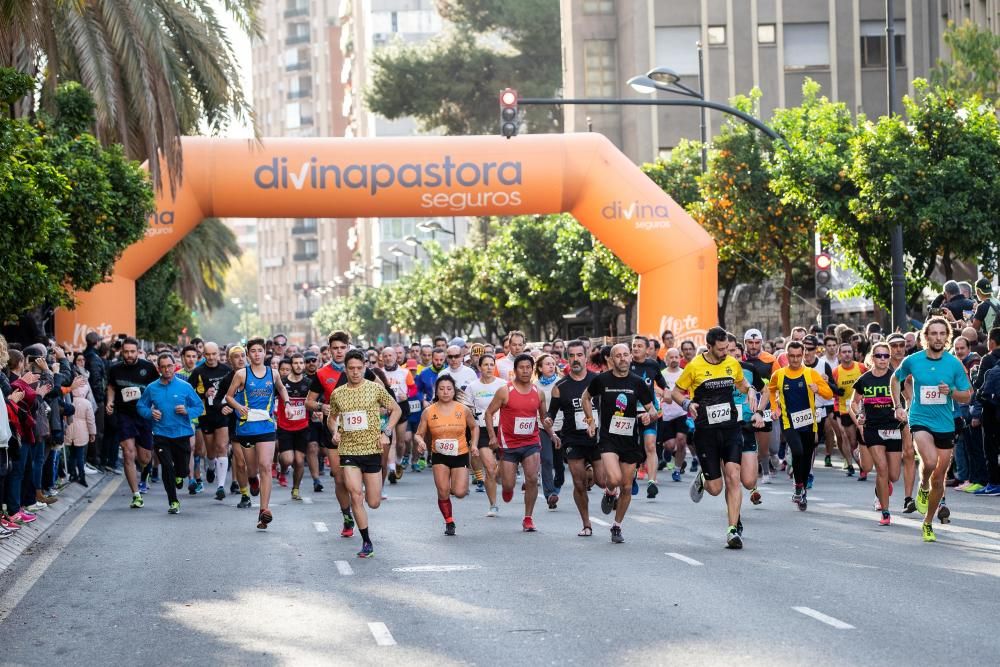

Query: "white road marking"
left=301, top=497, right=313, bottom=504
left=632, top=515, right=663, bottom=525
left=368, top=621, right=397, bottom=646
left=817, top=502, right=849, bottom=508
left=792, top=606, right=855, bottom=629
left=0, top=477, right=121, bottom=623
left=589, top=516, right=611, bottom=527
left=665, top=552, right=703, bottom=566
left=313, top=521, right=329, bottom=533
left=392, top=564, right=482, bottom=573
left=334, top=560, right=354, bottom=576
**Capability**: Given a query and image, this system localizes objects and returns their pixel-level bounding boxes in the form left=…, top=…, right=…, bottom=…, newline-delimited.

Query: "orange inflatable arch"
left=54, top=134, right=718, bottom=347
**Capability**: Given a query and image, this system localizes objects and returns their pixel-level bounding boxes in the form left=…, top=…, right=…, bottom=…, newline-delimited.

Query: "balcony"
left=293, top=250, right=318, bottom=262
left=285, top=34, right=310, bottom=46
left=292, top=220, right=318, bottom=235
left=284, top=7, right=309, bottom=19
left=285, top=61, right=310, bottom=72
left=299, top=116, right=314, bottom=127
left=294, top=310, right=313, bottom=320
left=287, top=89, right=313, bottom=100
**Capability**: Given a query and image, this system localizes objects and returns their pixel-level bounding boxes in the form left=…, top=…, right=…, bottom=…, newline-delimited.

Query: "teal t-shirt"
left=893, top=351, right=969, bottom=433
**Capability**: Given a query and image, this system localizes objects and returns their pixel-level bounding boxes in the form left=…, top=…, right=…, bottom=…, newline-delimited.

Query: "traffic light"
left=815, top=253, right=832, bottom=300
left=499, top=88, right=518, bottom=139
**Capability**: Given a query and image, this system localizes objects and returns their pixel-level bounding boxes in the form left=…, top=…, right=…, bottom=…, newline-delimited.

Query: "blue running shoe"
left=138, top=481, right=148, bottom=495
left=671, top=469, right=682, bottom=482
left=631, top=476, right=639, bottom=496
left=194, top=481, right=204, bottom=494
left=806, top=473, right=814, bottom=490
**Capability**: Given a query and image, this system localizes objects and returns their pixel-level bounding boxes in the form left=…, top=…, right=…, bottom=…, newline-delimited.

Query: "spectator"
left=972, top=328, right=1000, bottom=495
left=65, top=380, right=96, bottom=486
left=972, top=278, right=1000, bottom=335
left=959, top=281, right=974, bottom=300
left=939, top=280, right=975, bottom=321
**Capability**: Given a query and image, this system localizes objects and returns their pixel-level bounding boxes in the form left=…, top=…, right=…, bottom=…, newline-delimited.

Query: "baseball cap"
left=448, top=337, right=467, bottom=349
left=304, top=352, right=318, bottom=361
left=23, top=343, right=47, bottom=359
left=885, top=333, right=906, bottom=344
left=406, top=359, right=418, bottom=370
left=802, top=335, right=819, bottom=347
left=743, top=328, right=763, bottom=341
left=975, top=278, right=993, bottom=295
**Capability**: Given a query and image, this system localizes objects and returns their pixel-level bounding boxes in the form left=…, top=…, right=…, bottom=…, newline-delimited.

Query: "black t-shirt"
left=852, top=370, right=898, bottom=429
left=548, top=372, right=598, bottom=446
left=187, top=363, right=233, bottom=417
left=108, top=359, right=158, bottom=417
left=944, top=294, right=975, bottom=321
left=284, top=375, right=312, bottom=399
left=630, top=358, right=668, bottom=400
left=586, top=371, right=654, bottom=450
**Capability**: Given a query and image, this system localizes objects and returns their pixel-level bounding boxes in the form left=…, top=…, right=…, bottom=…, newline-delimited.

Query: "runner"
left=581, top=344, right=657, bottom=543
left=630, top=336, right=667, bottom=499
left=468, top=354, right=503, bottom=515
left=891, top=317, right=973, bottom=542
left=412, top=347, right=446, bottom=471
left=438, top=345, right=478, bottom=392
left=887, top=332, right=918, bottom=513
left=327, top=349, right=402, bottom=558
left=730, top=339, right=769, bottom=507
left=673, top=328, right=762, bottom=548
left=379, top=346, right=415, bottom=484
left=484, top=353, right=560, bottom=532
left=224, top=345, right=250, bottom=505
left=802, top=335, right=836, bottom=487
left=743, top=329, right=778, bottom=484
left=413, top=375, right=479, bottom=536
left=187, top=342, right=233, bottom=502
left=495, top=330, right=527, bottom=381
left=768, top=341, right=834, bottom=512
left=224, top=337, right=294, bottom=530
left=105, top=338, right=158, bottom=508
left=302, top=352, right=326, bottom=493
left=546, top=340, right=604, bottom=536
left=176, top=345, right=204, bottom=495
left=820, top=334, right=841, bottom=468
left=660, top=348, right=691, bottom=481
left=276, top=353, right=311, bottom=501
left=534, top=353, right=565, bottom=510
left=136, top=353, right=204, bottom=514
left=850, top=342, right=902, bottom=525
left=832, top=342, right=867, bottom=477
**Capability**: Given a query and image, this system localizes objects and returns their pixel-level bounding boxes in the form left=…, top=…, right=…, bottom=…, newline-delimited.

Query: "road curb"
left=0, top=471, right=114, bottom=573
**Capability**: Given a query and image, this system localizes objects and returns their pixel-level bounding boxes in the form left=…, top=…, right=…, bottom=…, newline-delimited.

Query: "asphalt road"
left=2, top=457, right=999, bottom=666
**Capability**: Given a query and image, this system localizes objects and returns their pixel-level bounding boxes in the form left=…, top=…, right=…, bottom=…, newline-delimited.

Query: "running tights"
left=152, top=436, right=191, bottom=504
left=783, top=427, right=816, bottom=488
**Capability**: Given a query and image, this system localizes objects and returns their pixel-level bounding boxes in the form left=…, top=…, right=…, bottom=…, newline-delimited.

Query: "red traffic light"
left=815, top=253, right=832, bottom=271
left=499, top=88, right=518, bottom=106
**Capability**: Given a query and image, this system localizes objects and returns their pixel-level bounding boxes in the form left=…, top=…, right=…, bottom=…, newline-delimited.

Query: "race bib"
left=815, top=406, right=827, bottom=420
left=762, top=409, right=772, bottom=422
left=121, top=386, right=141, bottom=403
left=609, top=415, right=635, bottom=436
left=574, top=411, right=589, bottom=431
left=736, top=405, right=744, bottom=422
left=706, top=403, right=731, bottom=425
left=246, top=408, right=272, bottom=422
left=919, top=386, right=947, bottom=405
left=513, top=416, right=536, bottom=435
left=343, top=411, right=369, bottom=432
left=287, top=403, right=306, bottom=421
left=434, top=438, right=460, bottom=456
left=408, top=399, right=422, bottom=413
left=790, top=408, right=814, bottom=428
left=878, top=429, right=902, bottom=440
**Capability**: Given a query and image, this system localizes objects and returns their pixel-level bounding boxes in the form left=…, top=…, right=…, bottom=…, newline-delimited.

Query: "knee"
left=453, top=489, right=468, bottom=499
left=368, top=498, right=381, bottom=509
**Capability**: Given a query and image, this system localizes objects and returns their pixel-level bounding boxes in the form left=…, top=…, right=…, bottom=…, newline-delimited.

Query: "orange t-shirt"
left=424, top=402, right=470, bottom=456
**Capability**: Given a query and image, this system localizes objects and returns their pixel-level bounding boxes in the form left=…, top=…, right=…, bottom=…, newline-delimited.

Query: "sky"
left=214, top=0, right=255, bottom=139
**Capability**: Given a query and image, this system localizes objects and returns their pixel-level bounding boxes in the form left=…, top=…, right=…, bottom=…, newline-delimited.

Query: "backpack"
left=978, top=364, right=1000, bottom=408
left=983, top=298, right=1000, bottom=332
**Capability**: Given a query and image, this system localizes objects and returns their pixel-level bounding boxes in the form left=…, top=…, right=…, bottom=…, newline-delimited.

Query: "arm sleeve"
left=136, top=387, right=153, bottom=420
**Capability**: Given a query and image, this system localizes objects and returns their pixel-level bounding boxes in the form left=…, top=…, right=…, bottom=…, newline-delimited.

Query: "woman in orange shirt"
left=414, top=375, right=479, bottom=536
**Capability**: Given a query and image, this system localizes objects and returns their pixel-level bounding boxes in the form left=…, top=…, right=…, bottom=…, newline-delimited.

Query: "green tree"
left=931, top=20, right=1000, bottom=102
left=364, top=0, right=561, bottom=135
left=135, top=258, right=193, bottom=342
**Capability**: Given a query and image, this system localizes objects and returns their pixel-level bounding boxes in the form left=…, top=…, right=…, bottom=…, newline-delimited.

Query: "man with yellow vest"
left=769, top=341, right=835, bottom=511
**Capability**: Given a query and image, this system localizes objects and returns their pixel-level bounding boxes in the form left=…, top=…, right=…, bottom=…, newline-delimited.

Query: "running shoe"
left=400, top=455, right=410, bottom=469
left=129, top=494, right=143, bottom=509
left=206, top=467, right=216, bottom=484
left=150, top=473, right=160, bottom=485
left=689, top=473, right=705, bottom=503
left=357, top=542, right=374, bottom=558
left=806, top=473, right=814, bottom=490
left=610, top=525, right=624, bottom=544
left=237, top=495, right=252, bottom=509
left=522, top=516, right=537, bottom=532
left=690, top=457, right=699, bottom=473
left=873, top=497, right=882, bottom=512
left=415, top=459, right=427, bottom=472
left=824, top=455, right=832, bottom=468
left=974, top=483, right=1000, bottom=495
left=174, top=477, right=184, bottom=490
left=475, top=480, right=485, bottom=493
left=671, top=469, right=682, bottom=482
left=547, top=493, right=559, bottom=510
left=938, top=504, right=951, bottom=524
left=637, top=466, right=647, bottom=481
left=341, top=513, right=355, bottom=538
left=631, top=476, right=639, bottom=496
left=486, top=505, right=499, bottom=517
left=230, top=480, right=239, bottom=494
left=792, top=489, right=802, bottom=504
left=502, top=487, right=514, bottom=503
left=387, top=470, right=398, bottom=485
left=188, top=480, right=197, bottom=495
left=956, top=481, right=972, bottom=491
left=291, top=488, right=302, bottom=501
left=215, top=486, right=226, bottom=501
left=779, top=460, right=787, bottom=472
left=903, top=497, right=917, bottom=513
left=168, top=501, right=180, bottom=515
left=257, top=509, right=273, bottom=529
left=726, top=526, right=743, bottom=549
left=922, top=523, right=936, bottom=542
left=249, top=476, right=260, bottom=497
left=915, top=486, right=930, bottom=514
left=138, top=481, right=148, bottom=495
left=1, top=516, right=22, bottom=529
left=879, top=511, right=891, bottom=526
left=858, top=471, right=868, bottom=482
left=278, top=472, right=287, bottom=487
left=647, top=481, right=659, bottom=499
left=445, top=522, right=456, bottom=536
left=393, top=467, right=403, bottom=482
left=797, top=490, right=807, bottom=511
left=0, top=526, right=11, bottom=539
left=313, top=480, right=324, bottom=493
left=964, top=483, right=984, bottom=493
left=845, top=465, right=855, bottom=477
left=195, top=481, right=204, bottom=494
left=736, top=516, right=743, bottom=536
left=750, top=488, right=762, bottom=505
left=888, top=481, right=894, bottom=497
left=600, top=492, right=616, bottom=515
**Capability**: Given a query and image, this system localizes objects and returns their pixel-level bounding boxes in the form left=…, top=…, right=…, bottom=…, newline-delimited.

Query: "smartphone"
left=928, top=308, right=946, bottom=317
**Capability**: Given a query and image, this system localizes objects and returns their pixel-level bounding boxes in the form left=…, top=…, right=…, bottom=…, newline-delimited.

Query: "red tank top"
left=315, top=365, right=343, bottom=401
left=499, top=382, right=540, bottom=449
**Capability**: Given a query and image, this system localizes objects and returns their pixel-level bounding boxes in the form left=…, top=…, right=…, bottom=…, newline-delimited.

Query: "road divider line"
left=792, top=606, right=855, bottom=629
left=665, top=552, right=703, bottom=566
left=335, top=560, right=354, bottom=576
left=313, top=521, right=329, bottom=533
left=302, top=497, right=313, bottom=504
left=0, top=477, right=121, bottom=623
left=368, top=621, right=397, bottom=646
left=590, top=516, right=611, bottom=527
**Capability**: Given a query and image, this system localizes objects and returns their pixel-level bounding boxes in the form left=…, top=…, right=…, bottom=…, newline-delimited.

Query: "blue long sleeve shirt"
left=137, top=377, right=204, bottom=438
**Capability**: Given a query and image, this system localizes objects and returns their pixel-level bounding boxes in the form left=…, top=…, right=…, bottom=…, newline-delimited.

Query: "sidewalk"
left=0, top=469, right=113, bottom=572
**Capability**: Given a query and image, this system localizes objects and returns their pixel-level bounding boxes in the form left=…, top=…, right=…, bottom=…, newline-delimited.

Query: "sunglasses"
left=803, top=347, right=816, bottom=351
left=872, top=353, right=891, bottom=359
left=447, top=354, right=461, bottom=359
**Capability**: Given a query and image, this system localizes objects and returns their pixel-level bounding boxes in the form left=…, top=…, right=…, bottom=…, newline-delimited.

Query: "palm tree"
left=170, top=218, right=243, bottom=313
left=0, top=0, right=260, bottom=191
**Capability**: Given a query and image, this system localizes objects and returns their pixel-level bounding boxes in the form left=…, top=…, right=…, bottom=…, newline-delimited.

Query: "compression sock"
left=359, top=527, right=370, bottom=544
left=215, top=456, right=229, bottom=487
left=437, top=498, right=453, bottom=522
left=473, top=467, right=485, bottom=482
left=240, top=486, right=250, bottom=496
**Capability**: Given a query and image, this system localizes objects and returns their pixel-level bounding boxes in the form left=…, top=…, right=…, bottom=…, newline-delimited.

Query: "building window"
left=583, top=40, right=617, bottom=98
left=757, top=24, right=776, bottom=44
left=860, top=20, right=906, bottom=68
left=707, top=25, right=726, bottom=46
left=783, top=23, right=830, bottom=68
left=654, top=26, right=700, bottom=76
left=582, top=0, right=614, bottom=14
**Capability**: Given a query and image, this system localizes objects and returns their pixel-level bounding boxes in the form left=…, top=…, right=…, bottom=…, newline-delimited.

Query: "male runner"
left=496, top=331, right=527, bottom=381
left=438, top=345, right=478, bottom=392
left=485, top=353, right=560, bottom=533
left=629, top=336, right=667, bottom=498
left=887, top=333, right=918, bottom=513
left=891, top=317, right=972, bottom=542
left=581, top=344, right=657, bottom=543
left=802, top=335, right=836, bottom=486
left=743, top=329, right=778, bottom=483
left=303, top=352, right=325, bottom=492
left=731, top=339, right=769, bottom=506
left=187, top=342, right=233, bottom=502
left=328, top=349, right=402, bottom=558
left=176, top=344, right=205, bottom=494
left=832, top=342, right=867, bottom=477
left=660, top=348, right=691, bottom=481
left=379, top=346, right=415, bottom=483
left=277, top=353, right=311, bottom=500
left=106, top=338, right=158, bottom=508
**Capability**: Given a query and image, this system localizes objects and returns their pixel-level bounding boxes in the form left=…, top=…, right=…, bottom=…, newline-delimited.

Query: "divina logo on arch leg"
left=602, top=201, right=672, bottom=230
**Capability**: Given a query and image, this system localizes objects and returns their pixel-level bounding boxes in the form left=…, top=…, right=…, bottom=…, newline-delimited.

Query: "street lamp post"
left=886, top=0, right=906, bottom=332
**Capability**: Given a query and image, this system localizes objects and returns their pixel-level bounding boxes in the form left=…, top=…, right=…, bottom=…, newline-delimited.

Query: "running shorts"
left=693, top=427, right=742, bottom=481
